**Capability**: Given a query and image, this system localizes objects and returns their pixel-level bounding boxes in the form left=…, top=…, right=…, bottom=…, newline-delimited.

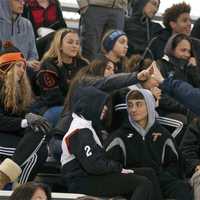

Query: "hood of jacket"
left=71, top=86, right=109, bottom=132
left=0, top=0, right=12, bottom=23
left=126, top=88, right=156, bottom=138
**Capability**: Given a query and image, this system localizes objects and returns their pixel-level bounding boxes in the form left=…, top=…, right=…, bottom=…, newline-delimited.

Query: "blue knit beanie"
left=102, top=30, right=126, bottom=52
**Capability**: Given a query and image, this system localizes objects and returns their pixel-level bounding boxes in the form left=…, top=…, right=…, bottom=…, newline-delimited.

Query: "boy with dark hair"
left=107, top=88, right=193, bottom=199
left=163, top=2, right=191, bottom=32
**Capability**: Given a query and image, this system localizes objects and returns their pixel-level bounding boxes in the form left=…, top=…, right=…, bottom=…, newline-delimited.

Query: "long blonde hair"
left=1, top=63, right=32, bottom=113
left=41, top=28, right=84, bottom=66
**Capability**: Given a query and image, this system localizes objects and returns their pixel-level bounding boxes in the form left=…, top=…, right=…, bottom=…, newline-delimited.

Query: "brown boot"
left=0, top=158, right=22, bottom=190
left=0, top=171, right=10, bottom=190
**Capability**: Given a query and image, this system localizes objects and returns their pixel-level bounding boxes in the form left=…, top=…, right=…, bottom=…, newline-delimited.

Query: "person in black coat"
left=107, top=88, right=193, bottom=200
left=125, top=0, right=162, bottom=57
left=156, top=33, right=200, bottom=132
left=0, top=43, right=51, bottom=189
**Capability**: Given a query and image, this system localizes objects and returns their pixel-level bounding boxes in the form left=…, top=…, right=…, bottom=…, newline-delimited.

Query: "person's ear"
left=169, top=21, right=177, bottom=31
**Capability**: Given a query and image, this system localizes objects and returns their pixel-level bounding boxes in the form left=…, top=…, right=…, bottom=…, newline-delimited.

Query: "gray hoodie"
left=126, top=88, right=156, bottom=139
left=0, top=0, right=38, bottom=60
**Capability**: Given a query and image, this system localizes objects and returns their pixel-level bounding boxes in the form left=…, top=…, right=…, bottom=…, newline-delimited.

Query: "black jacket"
left=180, top=119, right=200, bottom=177
left=125, top=0, right=163, bottom=56
left=61, top=87, right=122, bottom=181
left=191, top=18, right=200, bottom=40
left=107, top=120, right=184, bottom=184
left=32, top=57, right=88, bottom=114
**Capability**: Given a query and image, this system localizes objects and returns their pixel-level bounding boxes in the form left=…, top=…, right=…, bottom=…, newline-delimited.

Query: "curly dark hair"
left=163, top=2, right=191, bottom=30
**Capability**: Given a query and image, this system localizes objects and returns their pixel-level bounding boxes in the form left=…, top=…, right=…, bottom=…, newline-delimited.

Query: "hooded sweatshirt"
left=61, top=86, right=122, bottom=180
left=158, top=33, right=200, bottom=88
left=125, top=0, right=162, bottom=56
left=107, top=89, right=181, bottom=178
left=0, top=0, right=38, bottom=60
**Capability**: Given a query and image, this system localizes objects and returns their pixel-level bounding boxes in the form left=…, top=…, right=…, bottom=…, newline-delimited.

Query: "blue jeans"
left=43, top=106, right=63, bottom=127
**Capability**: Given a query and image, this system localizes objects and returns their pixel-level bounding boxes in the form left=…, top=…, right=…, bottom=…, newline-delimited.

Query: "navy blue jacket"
left=160, top=78, right=200, bottom=116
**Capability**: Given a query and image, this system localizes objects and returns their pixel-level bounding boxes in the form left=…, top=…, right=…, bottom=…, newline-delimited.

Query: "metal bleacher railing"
left=0, top=190, right=85, bottom=200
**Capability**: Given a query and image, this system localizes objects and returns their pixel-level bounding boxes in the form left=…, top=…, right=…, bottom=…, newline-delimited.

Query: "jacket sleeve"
left=88, top=72, right=139, bottom=92
left=160, top=78, right=200, bottom=116
left=180, top=120, right=200, bottom=176
left=69, top=128, right=123, bottom=175
left=159, top=93, right=187, bottom=114
left=0, top=113, right=23, bottom=133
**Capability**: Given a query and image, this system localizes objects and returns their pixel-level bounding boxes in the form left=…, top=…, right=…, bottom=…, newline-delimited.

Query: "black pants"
left=67, top=173, right=153, bottom=200
left=80, top=6, right=125, bottom=61
left=133, top=168, right=163, bottom=200
left=161, top=178, right=193, bottom=200
left=0, top=128, right=48, bottom=183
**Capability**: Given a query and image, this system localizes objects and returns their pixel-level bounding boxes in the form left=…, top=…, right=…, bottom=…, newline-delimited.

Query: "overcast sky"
left=62, top=0, right=200, bottom=19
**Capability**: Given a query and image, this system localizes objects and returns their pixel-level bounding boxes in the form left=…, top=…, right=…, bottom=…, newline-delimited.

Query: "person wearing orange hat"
left=0, top=42, right=52, bottom=190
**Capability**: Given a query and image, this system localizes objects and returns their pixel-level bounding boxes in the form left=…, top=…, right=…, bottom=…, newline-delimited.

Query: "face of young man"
left=170, top=13, right=192, bottom=36
left=9, top=0, right=25, bottom=15
left=143, top=0, right=160, bottom=18
left=127, top=99, right=148, bottom=127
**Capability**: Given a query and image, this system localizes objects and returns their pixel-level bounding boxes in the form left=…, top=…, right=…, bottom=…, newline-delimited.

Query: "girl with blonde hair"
left=0, top=42, right=51, bottom=190
left=34, top=28, right=88, bottom=126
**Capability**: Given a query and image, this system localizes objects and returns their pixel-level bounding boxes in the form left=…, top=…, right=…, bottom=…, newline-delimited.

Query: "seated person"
left=61, top=86, right=154, bottom=199
left=180, top=119, right=200, bottom=200
left=107, top=88, right=193, bottom=200
left=9, top=182, right=51, bottom=200
left=0, top=44, right=51, bottom=189
left=32, top=28, right=88, bottom=126
left=23, top=0, right=66, bottom=38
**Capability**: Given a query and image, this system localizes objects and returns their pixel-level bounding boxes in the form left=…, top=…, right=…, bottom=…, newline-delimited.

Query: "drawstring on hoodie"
left=11, top=15, right=20, bottom=35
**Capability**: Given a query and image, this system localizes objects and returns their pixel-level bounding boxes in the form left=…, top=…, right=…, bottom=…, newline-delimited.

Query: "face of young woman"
left=112, top=35, right=128, bottom=58
left=15, top=61, right=26, bottom=81
left=104, top=61, right=115, bottom=77
left=61, top=32, right=80, bottom=58
left=31, top=188, right=47, bottom=200
left=173, top=39, right=191, bottom=60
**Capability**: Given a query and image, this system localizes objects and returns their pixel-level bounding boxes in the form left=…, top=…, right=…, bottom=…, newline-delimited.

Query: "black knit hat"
left=0, top=41, right=25, bottom=75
